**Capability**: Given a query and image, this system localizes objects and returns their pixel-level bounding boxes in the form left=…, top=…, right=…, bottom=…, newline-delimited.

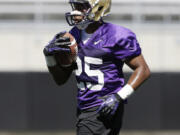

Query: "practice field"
left=0, top=131, right=180, bottom=135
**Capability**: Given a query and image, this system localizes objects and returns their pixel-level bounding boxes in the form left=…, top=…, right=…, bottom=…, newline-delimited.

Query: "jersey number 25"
left=75, top=56, right=104, bottom=91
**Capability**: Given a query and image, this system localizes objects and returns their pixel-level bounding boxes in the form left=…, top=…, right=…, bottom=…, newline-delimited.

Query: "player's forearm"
left=127, top=64, right=151, bottom=90
left=48, top=65, right=73, bottom=85
left=118, top=55, right=150, bottom=100
left=117, top=65, right=150, bottom=100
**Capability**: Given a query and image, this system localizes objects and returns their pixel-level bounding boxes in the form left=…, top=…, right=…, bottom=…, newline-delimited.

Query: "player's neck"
left=85, top=21, right=103, bottom=34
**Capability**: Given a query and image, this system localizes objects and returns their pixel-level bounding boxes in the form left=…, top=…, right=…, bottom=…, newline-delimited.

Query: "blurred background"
left=0, top=0, right=180, bottom=134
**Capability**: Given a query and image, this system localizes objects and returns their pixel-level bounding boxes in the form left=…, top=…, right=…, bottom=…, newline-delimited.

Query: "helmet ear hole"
left=98, top=6, right=103, bottom=11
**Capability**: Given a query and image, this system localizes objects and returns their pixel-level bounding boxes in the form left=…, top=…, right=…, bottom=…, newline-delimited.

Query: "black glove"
left=97, top=93, right=123, bottom=117
left=43, top=31, right=71, bottom=56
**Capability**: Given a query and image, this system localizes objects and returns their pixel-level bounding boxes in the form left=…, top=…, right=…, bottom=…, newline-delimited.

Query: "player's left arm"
left=117, top=54, right=150, bottom=100
left=125, top=54, right=151, bottom=90
left=97, top=55, right=150, bottom=116
left=97, top=31, right=150, bottom=116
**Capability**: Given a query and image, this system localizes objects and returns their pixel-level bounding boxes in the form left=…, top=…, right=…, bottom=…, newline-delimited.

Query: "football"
left=55, top=32, right=78, bottom=67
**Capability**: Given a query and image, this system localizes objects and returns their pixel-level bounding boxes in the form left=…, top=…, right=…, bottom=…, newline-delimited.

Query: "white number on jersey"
left=75, top=56, right=104, bottom=91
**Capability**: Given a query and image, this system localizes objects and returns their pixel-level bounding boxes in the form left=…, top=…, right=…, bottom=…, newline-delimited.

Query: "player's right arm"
left=47, top=64, right=74, bottom=85
left=43, top=32, right=75, bottom=85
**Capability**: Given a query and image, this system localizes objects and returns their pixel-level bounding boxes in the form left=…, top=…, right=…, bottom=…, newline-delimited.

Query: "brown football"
left=55, top=32, right=78, bottom=67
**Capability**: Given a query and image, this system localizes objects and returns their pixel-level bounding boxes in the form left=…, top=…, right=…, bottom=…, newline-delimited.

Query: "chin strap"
left=76, top=21, right=92, bottom=30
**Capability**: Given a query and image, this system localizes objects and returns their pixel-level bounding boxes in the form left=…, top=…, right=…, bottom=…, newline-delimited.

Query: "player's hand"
left=97, top=94, right=123, bottom=117
left=43, top=31, right=71, bottom=56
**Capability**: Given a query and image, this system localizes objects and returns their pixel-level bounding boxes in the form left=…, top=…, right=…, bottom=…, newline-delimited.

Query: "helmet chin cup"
left=76, top=21, right=92, bottom=30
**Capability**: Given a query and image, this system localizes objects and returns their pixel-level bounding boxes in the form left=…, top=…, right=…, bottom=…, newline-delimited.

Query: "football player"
left=43, top=0, right=151, bottom=134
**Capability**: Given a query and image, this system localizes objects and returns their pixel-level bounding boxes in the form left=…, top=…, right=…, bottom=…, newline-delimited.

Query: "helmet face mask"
left=65, top=0, right=111, bottom=29
left=65, top=0, right=92, bottom=29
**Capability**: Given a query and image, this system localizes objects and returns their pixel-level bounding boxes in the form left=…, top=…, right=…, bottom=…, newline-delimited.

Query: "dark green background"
left=0, top=72, right=179, bottom=131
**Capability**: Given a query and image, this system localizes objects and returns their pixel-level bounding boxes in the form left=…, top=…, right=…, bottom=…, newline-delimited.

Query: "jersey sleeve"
left=113, top=32, right=141, bottom=61
left=69, top=27, right=81, bottom=44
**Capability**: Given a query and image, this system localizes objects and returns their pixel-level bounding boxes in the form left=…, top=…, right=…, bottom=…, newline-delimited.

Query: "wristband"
left=45, top=56, right=57, bottom=67
left=69, top=39, right=76, bottom=46
left=117, top=84, right=134, bottom=100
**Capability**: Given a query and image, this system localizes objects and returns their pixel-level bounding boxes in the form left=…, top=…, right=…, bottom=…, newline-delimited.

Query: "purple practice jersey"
left=69, top=23, right=141, bottom=110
